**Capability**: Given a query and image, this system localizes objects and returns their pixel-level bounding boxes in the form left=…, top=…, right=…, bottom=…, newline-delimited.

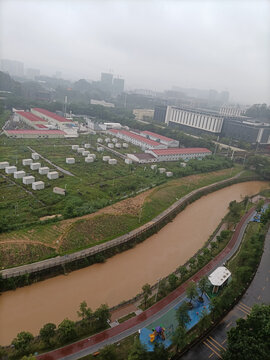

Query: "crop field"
left=0, top=133, right=170, bottom=226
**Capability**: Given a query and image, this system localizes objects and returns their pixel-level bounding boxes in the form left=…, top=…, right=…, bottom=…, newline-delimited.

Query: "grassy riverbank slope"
left=0, top=166, right=251, bottom=269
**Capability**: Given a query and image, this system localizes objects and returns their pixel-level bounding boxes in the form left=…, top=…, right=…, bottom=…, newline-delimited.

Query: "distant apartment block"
left=133, top=109, right=154, bottom=121
left=1, top=59, right=24, bottom=76
left=219, top=105, right=246, bottom=117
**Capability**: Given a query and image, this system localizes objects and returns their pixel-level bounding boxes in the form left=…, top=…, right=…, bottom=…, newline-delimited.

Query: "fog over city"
left=1, top=0, right=270, bottom=103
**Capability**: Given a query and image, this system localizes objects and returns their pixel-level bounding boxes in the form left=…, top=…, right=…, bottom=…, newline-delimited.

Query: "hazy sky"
left=1, top=0, right=270, bottom=104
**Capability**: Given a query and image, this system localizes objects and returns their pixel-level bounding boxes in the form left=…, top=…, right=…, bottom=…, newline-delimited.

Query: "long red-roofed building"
left=108, top=129, right=166, bottom=149
left=140, top=130, right=179, bottom=147
left=146, top=147, right=212, bottom=162
left=14, top=110, right=49, bottom=130
left=4, top=129, right=66, bottom=138
left=31, top=108, right=72, bottom=130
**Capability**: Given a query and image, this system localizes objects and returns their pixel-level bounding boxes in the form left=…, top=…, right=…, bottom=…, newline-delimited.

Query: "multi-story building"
left=1, top=59, right=24, bottom=77
left=219, top=105, right=246, bottom=117
left=133, top=109, right=154, bottom=121
left=100, top=73, right=113, bottom=93
left=153, top=105, right=168, bottom=123
left=112, top=78, right=124, bottom=96
left=165, top=106, right=224, bottom=134
left=221, top=119, right=270, bottom=144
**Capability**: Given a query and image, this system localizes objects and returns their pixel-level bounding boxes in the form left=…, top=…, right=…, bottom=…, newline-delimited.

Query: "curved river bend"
left=0, top=181, right=268, bottom=344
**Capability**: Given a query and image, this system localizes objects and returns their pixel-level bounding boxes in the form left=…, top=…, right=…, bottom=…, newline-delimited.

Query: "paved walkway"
left=37, top=207, right=255, bottom=360
left=180, top=225, right=270, bottom=360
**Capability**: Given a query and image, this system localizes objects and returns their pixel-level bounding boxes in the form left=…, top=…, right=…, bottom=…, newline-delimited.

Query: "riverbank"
left=0, top=170, right=261, bottom=291
left=33, top=203, right=265, bottom=360
left=0, top=180, right=268, bottom=345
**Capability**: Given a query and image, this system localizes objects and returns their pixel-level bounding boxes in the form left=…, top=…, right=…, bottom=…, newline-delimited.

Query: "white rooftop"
left=208, top=266, right=231, bottom=287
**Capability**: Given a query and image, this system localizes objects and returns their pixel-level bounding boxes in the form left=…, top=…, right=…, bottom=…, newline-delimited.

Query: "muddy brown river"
left=0, top=181, right=268, bottom=345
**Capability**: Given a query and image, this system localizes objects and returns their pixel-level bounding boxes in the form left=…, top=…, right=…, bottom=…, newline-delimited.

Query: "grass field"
left=0, top=165, right=246, bottom=269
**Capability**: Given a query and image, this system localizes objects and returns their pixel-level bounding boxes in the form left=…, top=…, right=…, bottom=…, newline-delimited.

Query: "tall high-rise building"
left=1, top=59, right=24, bottom=76
left=26, top=68, right=40, bottom=80
left=112, top=78, right=124, bottom=96
left=100, top=72, right=113, bottom=93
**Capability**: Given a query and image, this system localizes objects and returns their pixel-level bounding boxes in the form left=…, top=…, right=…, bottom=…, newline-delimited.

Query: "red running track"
left=37, top=208, right=254, bottom=360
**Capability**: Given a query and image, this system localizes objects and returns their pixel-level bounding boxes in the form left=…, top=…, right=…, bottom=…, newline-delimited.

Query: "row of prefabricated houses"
left=107, top=129, right=212, bottom=163
left=0, top=152, right=59, bottom=190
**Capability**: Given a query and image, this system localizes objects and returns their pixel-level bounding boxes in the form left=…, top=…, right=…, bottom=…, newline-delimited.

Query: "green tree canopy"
left=39, top=323, right=56, bottom=345
left=58, top=319, right=77, bottom=343
left=223, top=304, right=270, bottom=360
left=175, top=302, right=191, bottom=328
left=142, top=283, right=152, bottom=309
left=128, top=336, right=148, bottom=360
left=12, top=331, right=34, bottom=351
left=99, top=344, right=117, bottom=360
left=186, top=281, right=198, bottom=305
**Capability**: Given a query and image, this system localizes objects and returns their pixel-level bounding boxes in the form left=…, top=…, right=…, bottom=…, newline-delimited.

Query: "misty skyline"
left=1, top=0, right=270, bottom=104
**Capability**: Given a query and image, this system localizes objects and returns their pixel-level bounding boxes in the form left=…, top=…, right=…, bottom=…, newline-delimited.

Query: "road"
left=27, top=146, right=75, bottom=176
left=37, top=208, right=256, bottom=360
left=179, top=227, right=270, bottom=360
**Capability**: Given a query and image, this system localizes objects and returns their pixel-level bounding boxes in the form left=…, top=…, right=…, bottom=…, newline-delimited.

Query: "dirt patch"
left=40, top=214, right=61, bottom=221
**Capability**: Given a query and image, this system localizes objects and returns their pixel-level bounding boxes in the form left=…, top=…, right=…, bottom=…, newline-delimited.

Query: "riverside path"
left=37, top=206, right=256, bottom=360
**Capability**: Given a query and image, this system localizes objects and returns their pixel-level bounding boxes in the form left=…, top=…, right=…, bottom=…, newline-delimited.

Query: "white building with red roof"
left=107, top=129, right=166, bottom=150
left=4, top=129, right=66, bottom=138
left=31, top=108, right=72, bottom=130
left=140, top=130, right=179, bottom=148
left=14, top=110, right=49, bottom=130
left=145, top=147, right=212, bottom=162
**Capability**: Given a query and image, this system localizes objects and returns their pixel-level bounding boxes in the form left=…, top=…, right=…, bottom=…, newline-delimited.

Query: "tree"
left=77, top=301, right=93, bottom=325
left=150, top=343, right=170, bottom=360
left=21, top=356, right=37, bottom=360
left=94, top=304, right=110, bottom=328
left=142, top=283, right=152, bottom=309
left=168, top=273, right=178, bottom=290
left=256, top=199, right=264, bottom=213
left=198, top=309, right=211, bottom=332
left=175, top=302, right=191, bottom=328
left=178, top=265, right=188, bottom=279
left=186, top=281, right=198, bottom=306
left=172, top=324, right=186, bottom=353
left=223, top=304, right=270, bottom=360
left=12, top=331, right=34, bottom=352
left=58, top=319, right=77, bottom=343
left=157, top=279, right=167, bottom=299
left=198, top=276, right=208, bottom=299
left=99, top=344, right=117, bottom=360
left=128, top=336, right=148, bottom=360
left=39, top=323, right=56, bottom=346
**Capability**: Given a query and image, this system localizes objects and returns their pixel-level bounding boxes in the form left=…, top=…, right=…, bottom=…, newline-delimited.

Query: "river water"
left=0, top=181, right=268, bottom=345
